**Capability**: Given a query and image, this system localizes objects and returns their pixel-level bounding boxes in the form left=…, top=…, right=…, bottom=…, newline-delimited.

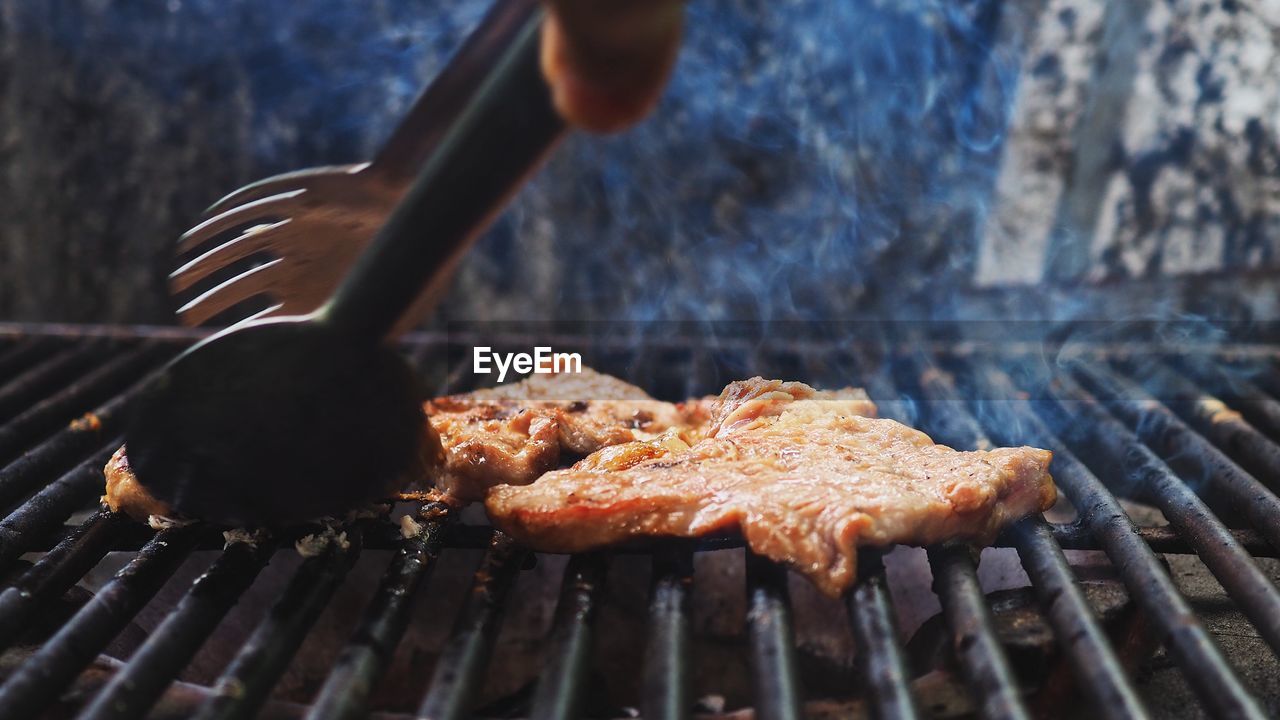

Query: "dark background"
left=2, top=0, right=1278, bottom=329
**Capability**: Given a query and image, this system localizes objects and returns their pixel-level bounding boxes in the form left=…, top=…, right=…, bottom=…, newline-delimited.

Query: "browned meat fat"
left=486, top=377, right=1055, bottom=597
left=103, top=445, right=174, bottom=521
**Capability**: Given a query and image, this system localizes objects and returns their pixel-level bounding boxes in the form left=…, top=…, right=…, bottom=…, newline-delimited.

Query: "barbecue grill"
left=0, top=323, right=1278, bottom=719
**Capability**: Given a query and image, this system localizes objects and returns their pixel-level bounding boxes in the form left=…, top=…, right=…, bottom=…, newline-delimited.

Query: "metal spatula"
left=170, top=0, right=542, bottom=334
left=125, top=1, right=567, bottom=525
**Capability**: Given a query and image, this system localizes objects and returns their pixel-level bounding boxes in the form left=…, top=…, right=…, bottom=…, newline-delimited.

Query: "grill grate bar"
left=1051, top=369, right=1280, bottom=659
left=530, top=552, right=609, bottom=720
left=879, top=358, right=1031, bottom=720
left=1043, top=522, right=1273, bottom=557
left=847, top=552, right=920, bottom=720
left=745, top=551, right=804, bottom=720
left=1148, top=360, right=1280, bottom=495
left=0, top=424, right=120, bottom=521
left=927, top=544, right=1031, bottom=720
left=0, top=348, right=175, bottom=516
left=306, top=507, right=452, bottom=720
left=972, top=362, right=1268, bottom=719
left=640, top=544, right=694, bottom=720
left=415, top=531, right=527, bottom=720
left=17, top=512, right=1273, bottom=558
left=0, top=342, right=107, bottom=424
left=0, top=443, right=122, bottom=572
left=0, top=524, right=200, bottom=719
left=0, top=337, right=59, bottom=380
left=193, top=526, right=364, bottom=720
left=1078, top=360, right=1280, bottom=552
left=918, top=360, right=1148, bottom=720
left=0, top=510, right=125, bottom=649
left=1008, top=518, right=1150, bottom=719
left=79, top=535, right=273, bottom=720
left=1188, top=358, right=1280, bottom=439
left=0, top=342, right=165, bottom=465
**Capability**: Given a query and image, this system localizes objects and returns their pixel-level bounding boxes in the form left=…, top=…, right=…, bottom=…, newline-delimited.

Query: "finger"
left=541, top=0, right=684, bottom=133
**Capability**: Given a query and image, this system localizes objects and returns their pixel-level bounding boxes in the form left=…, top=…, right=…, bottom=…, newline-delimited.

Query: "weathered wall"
left=979, top=0, right=1280, bottom=289
left=1, top=0, right=1277, bottom=327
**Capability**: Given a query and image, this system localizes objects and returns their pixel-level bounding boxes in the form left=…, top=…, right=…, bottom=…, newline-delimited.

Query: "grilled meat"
left=486, top=377, right=1055, bottom=597
left=105, top=370, right=881, bottom=522
left=103, top=445, right=174, bottom=520
left=104, top=367, right=716, bottom=518
left=424, top=367, right=710, bottom=500
left=569, top=381, right=879, bottom=471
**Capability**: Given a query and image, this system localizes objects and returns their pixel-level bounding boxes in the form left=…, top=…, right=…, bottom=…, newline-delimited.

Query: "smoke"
left=445, top=0, right=1024, bottom=329
left=14, top=0, right=1273, bottom=344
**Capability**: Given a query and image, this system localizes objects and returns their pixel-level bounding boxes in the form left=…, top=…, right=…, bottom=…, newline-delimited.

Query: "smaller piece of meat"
left=486, top=377, right=1053, bottom=597
left=103, top=445, right=173, bottom=521
left=425, top=367, right=706, bottom=500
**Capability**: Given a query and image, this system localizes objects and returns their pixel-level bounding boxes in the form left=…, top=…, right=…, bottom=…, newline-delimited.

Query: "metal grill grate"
left=0, top=324, right=1277, bottom=719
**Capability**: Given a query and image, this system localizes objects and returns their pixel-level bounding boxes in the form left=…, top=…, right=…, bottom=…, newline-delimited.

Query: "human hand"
left=541, top=0, right=685, bottom=133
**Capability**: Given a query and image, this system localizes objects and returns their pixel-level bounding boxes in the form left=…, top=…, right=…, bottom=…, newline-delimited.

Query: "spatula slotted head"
left=125, top=319, right=425, bottom=526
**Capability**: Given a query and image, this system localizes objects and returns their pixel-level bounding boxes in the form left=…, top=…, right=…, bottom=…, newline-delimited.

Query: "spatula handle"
left=320, top=3, right=567, bottom=342
left=370, top=0, right=543, bottom=185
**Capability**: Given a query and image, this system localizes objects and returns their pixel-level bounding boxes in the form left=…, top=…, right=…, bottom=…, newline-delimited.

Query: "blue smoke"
left=14, top=0, right=1028, bottom=328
